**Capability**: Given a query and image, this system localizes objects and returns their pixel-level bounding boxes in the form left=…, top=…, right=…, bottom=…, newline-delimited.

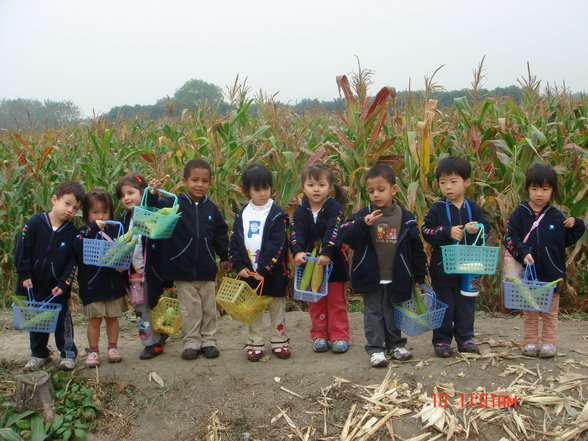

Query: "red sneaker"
left=247, top=349, right=263, bottom=362
left=272, top=346, right=291, bottom=359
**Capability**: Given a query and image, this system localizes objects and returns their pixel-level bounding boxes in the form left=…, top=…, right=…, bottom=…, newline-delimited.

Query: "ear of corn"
left=299, top=247, right=317, bottom=291
left=310, top=245, right=324, bottom=292
left=413, top=289, right=428, bottom=315
left=544, top=278, right=563, bottom=287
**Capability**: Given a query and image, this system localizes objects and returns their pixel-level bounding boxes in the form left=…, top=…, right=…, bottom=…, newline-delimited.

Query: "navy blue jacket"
left=74, top=222, right=126, bottom=306
left=14, top=212, right=77, bottom=302
left=504, top=202, right=585, bottom=283
left=120, top=210, right=170, bottom=309
left=339, top=204, right=427, bottom=302
left=230, top=203, right=289, bottom=297
left=290, top=197, right=348, bottom=282
left=152, top=193, right=229, bottom=282
left=421, top=198, right=490, bottom=287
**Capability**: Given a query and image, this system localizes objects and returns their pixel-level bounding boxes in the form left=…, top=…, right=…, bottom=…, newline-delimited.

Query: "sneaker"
left=389, top=347, right=413, bottom=361
left=23, top=356, right=50, bottom=373
left=57, top=358, right=76, bottom=371
left=272, top=346, right=291, bottom=359
left=85, top=352, right=100, bottom=368
left=434, top=343, right=453, bottom=358
left=181, top=348, right=201, bottom=360
left=140, top=344, right=164, bottom=360
left=332, top=340, right=349, bottom=353
left=201, top=346, right=220, bottom=359
left=539, top=343, right=557, bottom=358
left=370, top=352, right=389, bottom=368
left=312, top=338, right=329, bottom=353
left=458, top=341, right=480, bottom=354
left=247, top=349, right=263, bottom=362
left=522, top=343, right=539, bottom=357
left=107, top=348, right=123, bottom=363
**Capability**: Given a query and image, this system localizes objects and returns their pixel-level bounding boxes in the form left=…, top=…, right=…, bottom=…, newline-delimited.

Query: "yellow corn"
left=299, top=247, right=317, bottom=291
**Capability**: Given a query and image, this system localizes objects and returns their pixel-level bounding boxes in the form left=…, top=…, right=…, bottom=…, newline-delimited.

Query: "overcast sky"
left=1, top=0, right=587, bottom=116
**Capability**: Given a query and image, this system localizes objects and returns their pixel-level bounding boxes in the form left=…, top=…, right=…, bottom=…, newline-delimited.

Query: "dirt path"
left=1, top=311, right=587, bottom=440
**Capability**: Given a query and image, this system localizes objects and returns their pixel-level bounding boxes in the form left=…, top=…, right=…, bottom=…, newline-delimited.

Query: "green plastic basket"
left=441, top=224, right=499, bottom=275
left=133, top=187, right=180, bottom=239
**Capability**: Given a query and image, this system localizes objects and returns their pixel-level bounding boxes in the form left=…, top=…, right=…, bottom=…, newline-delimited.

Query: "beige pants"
left=175, top=280, right=217, bottom=350
left=246, top=297, right=289, bottom=350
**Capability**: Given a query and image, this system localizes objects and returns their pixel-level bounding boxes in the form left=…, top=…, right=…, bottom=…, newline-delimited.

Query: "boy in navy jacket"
left=150, top=159, right=230, bottom=361
left=340, top=165, right=427, bottom=367
left=15, top=180, right=86, bottom=372
left=421, top=156, right=490, bottom=357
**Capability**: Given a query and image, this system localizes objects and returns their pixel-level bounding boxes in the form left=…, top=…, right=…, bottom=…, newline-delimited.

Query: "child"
left=504, top=163, right=584, bottom=358
left=421, top=156, right=490, bottom=357
left=74, top=189, right=126, bottom=367
left=15, top=180, right=86, bottom=372
left=290, top=164, right=350, bottom=353
left=340, top=165, right=427, bottom=367
left=116, top=173, right=167, bottom=360
left=230, top=163, right=290, bottom=362
left=150, top=159, right=230, bottom=361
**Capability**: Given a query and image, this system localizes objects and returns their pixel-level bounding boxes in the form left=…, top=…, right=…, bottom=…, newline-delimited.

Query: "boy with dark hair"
left=340, top=164, right=427, bottom=367
left=15, top=180, right=86, bottom=372
left=150, top=159, right=230, bottom=360
left=421, top=156, right=490, bottom=357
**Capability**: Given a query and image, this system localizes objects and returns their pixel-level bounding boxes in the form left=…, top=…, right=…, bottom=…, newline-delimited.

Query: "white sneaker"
left=522, top=343, right=539, bottom=357
left=58, top=358, right=76, bottom=371
left=539, top=343, right=557, bottom=358
left=390, top=347, right=413, bottom=361
left=23, top=356, right=50, bottom=373
left=370, top=352, right=389, bottom=367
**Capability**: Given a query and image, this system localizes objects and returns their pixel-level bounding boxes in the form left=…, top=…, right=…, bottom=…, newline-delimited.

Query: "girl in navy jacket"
left=504, top=164, right=585, bottom=358
left=74, top=189, right=126, bottom=367
left=290, top=165, right=350, bottom=353
left=230, top=164, right=290, bottom=362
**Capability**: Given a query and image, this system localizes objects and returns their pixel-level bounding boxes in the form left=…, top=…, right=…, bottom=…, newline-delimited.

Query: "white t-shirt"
left=129, top=219, right=145, bottom=273
left=242, top=199, right=273, bottom=271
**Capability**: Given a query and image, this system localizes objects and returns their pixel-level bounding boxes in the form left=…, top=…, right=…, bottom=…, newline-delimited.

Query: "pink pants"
left=309, top=282, right=350, bottom=341
left=523, top=292, right=560, bottom=345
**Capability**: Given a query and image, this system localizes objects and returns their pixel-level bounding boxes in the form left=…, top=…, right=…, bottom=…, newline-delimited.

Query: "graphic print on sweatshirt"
left=248, top=220, right=261, bottom=238
left=375, top=223, right=398, bottom=244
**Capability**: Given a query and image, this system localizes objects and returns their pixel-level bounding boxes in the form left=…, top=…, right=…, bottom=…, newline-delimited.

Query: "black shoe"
left=140, top=344, right=163, bottom=360
left=201, top=346, right=219, bottom=359
left=181, top=348, right=201, bottom=360
left=434, top=343, right=453, bottom=358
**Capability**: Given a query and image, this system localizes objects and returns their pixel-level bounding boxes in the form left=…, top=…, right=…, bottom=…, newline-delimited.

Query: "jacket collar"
left=520, top=201, right=553, bottom=216
left=180, top=193, right=208, bottom=206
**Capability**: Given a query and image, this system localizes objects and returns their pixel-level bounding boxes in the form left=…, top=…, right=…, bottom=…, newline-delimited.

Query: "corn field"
left=1, top=69, right=587, bottom=312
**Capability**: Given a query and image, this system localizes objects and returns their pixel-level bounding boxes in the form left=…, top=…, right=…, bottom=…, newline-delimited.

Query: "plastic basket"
left=12, top=289, right=62, bottom=333
left=216, top=277, right=272, bottom=325
left=503, top=264, right=556, bottom=312
left=293, top=255, right=333, bottom=303
left=392, top=285, right=448, bottom=337
left=152, top=296, right=182, bottom=335
left=83, top=221, right=134, bottom=269
left=133, top=187, right=181, bottom=239
left=441, top=224, right=499, bottom=274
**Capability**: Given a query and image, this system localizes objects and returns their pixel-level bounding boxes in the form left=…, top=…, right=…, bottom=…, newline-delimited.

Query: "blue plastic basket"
left=83, top=221, right=134, bottom=269
left=392, top=285, right=448, bottom=337
left=133, top=187, right=180, bottom=239
left=13, top=289, right=62, bottom=333
left=441, top=224, right=499, bottom=275
left=503, top=264, right=555, bottom=312
left=293, top=254, right=333, bottom=303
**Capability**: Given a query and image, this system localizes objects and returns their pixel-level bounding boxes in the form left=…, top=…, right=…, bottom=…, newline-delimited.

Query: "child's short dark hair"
left=525, top=163, right=559, bottom=198
left=83, top=189, right=114, bottom=224
left=184, top=158, right=212, bottom=179
left=54, top=180, right=85, bottom=204
left=365, top=164, right=396, bottom=185
left=301, top=164, right=334, bottom=185
left=242, top=163, right=272, bottom=196
left=115, top=173, right=147, bottom=200
left=435, top=156, right=471, bottom=180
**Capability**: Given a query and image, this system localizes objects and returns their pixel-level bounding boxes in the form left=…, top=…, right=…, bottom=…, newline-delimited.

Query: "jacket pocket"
left=544, top=247, right=564, bottom=274
left=204, top=238, right=216, bottom=264
left=400, top=254, right=412, bottom=277
left=169, top=238, right=193, bottom=261
left=50, top=262, right=58, bottom=280
left=88, top=268, right=102, bottom=286
left=352, top=248, right=368, bottom=272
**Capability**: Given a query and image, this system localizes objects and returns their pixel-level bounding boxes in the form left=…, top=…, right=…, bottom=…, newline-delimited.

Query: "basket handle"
left=303, top=254, right=334, bottom=280
left=27, top=288, right=58, bottom=309
left=141, top=186, right=179, bottom=208
left=102, top=220, right=124, bottom=240
left=523, top=263, right=538, bottom=282
left=237, top=272, right=265, bottom=295
left=462, top=223, right=486, bottom=246
left=416, top=284, right=436, bottom=303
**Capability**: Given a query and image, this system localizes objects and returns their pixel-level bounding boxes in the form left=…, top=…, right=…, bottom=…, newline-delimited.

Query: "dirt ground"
left=1, top=309, right=587, bottom=441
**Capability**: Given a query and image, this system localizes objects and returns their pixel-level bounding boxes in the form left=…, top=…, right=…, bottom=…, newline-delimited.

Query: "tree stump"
left=14, top=371, right=55, bottom=422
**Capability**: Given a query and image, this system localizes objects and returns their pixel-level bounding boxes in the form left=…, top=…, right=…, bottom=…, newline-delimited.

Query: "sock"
left=89, top=346, right=99, bottom=353
left=107, top=342, right=118, bottom=350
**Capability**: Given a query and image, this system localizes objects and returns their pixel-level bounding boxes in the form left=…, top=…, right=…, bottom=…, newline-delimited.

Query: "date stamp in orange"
left=433, top=393, right=518, bottom=408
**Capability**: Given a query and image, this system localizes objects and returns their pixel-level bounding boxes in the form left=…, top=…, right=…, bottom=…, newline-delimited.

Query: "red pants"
left=309, top=282, right=350, bottom=341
